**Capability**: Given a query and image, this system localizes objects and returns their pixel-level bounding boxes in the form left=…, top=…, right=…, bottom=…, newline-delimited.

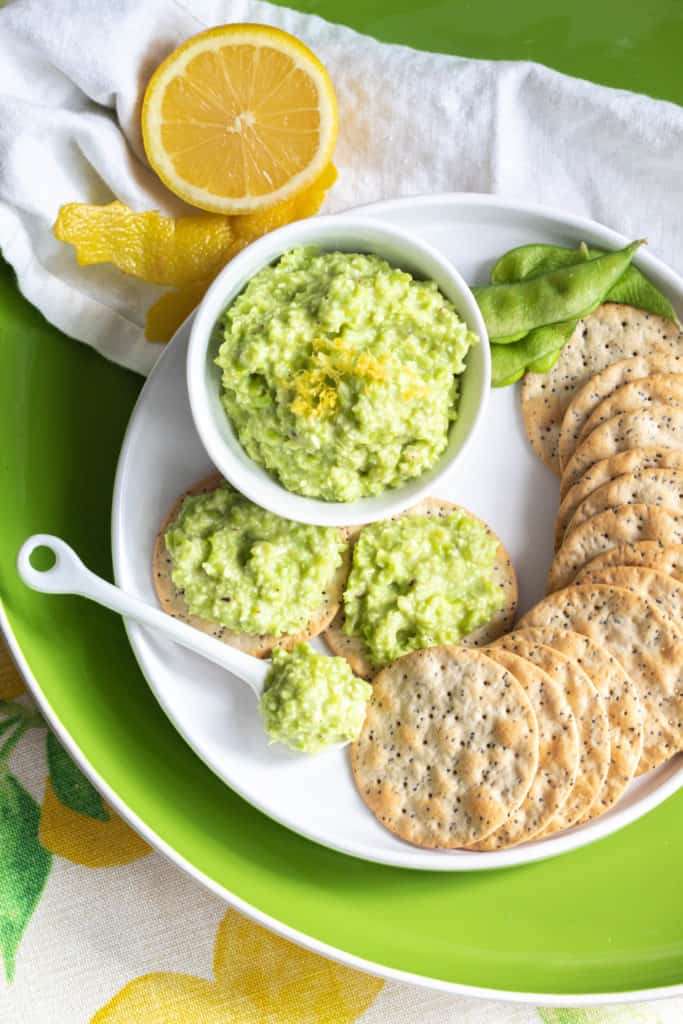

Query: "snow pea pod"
left=490, top=319, right=576, bottom=387
left=473, top=240, right=643, bottom=340
left=492, top=242, right=676, bottom=320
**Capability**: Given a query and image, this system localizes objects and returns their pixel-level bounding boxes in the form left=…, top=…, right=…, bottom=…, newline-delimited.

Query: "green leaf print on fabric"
left=539, top=1005, right=662, bottom=1023
left=0, top=765, right=52, bottom=981
left=0, top=714, right=22, bottom=740
left=46, top=731, right=109, bottom=822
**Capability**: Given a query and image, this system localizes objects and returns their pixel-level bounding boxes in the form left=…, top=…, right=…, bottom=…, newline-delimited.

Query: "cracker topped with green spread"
left=324, top=499, right=517, bottom=678
left=215, top=246, right=477, bottom=502
left=154, top=473, right=350, bottom=658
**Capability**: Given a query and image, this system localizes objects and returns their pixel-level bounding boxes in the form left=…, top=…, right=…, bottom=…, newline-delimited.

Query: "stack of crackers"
left=351, top=622, right=633, bottom=850
left=353, top=302, right=683, bottom=852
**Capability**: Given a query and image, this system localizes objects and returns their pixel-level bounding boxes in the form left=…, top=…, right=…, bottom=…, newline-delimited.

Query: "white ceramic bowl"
left=186, top=214, right=489, bottom=526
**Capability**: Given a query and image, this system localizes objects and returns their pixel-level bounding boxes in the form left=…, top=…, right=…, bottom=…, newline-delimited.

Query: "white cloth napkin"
left=0, top=0, right=681, bottom=376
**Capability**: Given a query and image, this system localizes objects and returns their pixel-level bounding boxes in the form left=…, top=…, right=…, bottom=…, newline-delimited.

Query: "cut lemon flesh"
left=142, top=24, right=338, bottom=214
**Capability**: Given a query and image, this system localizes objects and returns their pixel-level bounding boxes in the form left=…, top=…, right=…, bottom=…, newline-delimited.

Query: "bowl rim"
left=186, top=212, right=490, bottom=526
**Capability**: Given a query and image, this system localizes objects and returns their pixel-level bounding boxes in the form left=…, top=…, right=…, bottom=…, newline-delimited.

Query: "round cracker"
left=153, top=473, right=351, bottom=658
left=350, top=646, right=539, bottom=849
left=576, top=566, right=683, bottom=632
left=554, top=449, right=683, bottom=550
left=517, top=627, right=643, bottom=816
left=577, top=375, right=683, bottom=453
left=564, top=468, right=683, bottom=542
left=519, top=584, right=683, bottom=774
left=522, top=304, right=682, bottom=474
left=324, top=499, right=517, bottom=679
left=492, top=632, right=610, bottom=831
left=560, top=404, right=683, bottom=498
left=468, top=649, right=579, bottom=849
left=559, top=353, right=683, bottom=470
left=584, top=541, right=683, bottom=582
left=547, top=504, right=683, bottom=593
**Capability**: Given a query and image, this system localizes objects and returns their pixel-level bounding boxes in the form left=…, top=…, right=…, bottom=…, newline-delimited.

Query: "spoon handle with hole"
left=17, top=534, right=268, bottom=696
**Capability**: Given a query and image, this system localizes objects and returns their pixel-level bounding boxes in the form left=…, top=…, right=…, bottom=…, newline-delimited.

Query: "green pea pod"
left=528, top=350, right=562, bottom=374
left=492, top=242, right=676, bottom=320
left=491, top=244, right=591, bottom=283
left=474, top=240, right=644, bottom=340
left=491, top=329, right=528, bottom=344
left=494, top=367, right=526, bottom=387
left=490, top=319, right=576, bottom=387
left=490, top=347, right=527, bottom=387
left=491, top=243, right=590, bottom=283
left=601, top=260, right=677, bottom=319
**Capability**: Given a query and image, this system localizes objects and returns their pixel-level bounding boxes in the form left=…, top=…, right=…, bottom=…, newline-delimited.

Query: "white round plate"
left=112, top=193, right=683, bottom=871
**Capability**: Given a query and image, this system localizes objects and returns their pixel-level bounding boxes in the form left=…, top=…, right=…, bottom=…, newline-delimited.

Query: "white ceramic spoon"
left=17, top=534, right=268, bottom=697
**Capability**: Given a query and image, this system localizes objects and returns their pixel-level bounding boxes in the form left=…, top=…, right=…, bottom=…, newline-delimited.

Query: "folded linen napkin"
left=0, top=0, right=681, bottom=375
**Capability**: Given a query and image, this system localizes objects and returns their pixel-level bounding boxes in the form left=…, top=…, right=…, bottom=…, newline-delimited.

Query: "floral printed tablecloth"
left=2, top=642, right=682, bottom=1023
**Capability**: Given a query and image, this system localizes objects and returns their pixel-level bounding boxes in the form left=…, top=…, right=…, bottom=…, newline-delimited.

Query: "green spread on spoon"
left=343, top=511, right=504, bottom=666
left=260, top=643, right=372, bottom=753
left=215, top=245, right=477, bottom=502
left=164, top=481, right=345, bottom=636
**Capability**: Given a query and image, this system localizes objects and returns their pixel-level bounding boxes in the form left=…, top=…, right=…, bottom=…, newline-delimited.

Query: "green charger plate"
left=2, top=0, right=683, bottom=1002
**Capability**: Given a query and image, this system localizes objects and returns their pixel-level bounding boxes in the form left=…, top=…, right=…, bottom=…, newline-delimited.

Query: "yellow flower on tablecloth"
left=91, top=908, right=383, bottom=1023
left=39, top=777, right=151, bottom=868
left=0, top=657, right=25, bottom=699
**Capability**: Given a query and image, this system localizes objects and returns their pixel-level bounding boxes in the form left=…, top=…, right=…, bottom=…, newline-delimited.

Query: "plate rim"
left=5, top=191, right=683, bottom=1003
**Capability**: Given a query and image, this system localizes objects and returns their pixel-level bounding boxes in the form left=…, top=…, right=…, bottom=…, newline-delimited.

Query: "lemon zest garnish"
left=289, top=337, right=416, bottom=420
left=290, top=368, right=339, bottom=419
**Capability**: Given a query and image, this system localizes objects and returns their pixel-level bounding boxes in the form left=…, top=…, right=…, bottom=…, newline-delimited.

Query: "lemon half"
left=142, top=24, right=338, bottom=214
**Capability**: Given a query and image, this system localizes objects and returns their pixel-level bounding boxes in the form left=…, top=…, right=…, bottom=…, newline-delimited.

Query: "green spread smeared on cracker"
left=164, top=481, right=345, bottom=636
left=260, top=643, right=372, bottom=753
left=342, top=510, right=504, bottom=666
left=215, top=246, right=477, bottom=502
